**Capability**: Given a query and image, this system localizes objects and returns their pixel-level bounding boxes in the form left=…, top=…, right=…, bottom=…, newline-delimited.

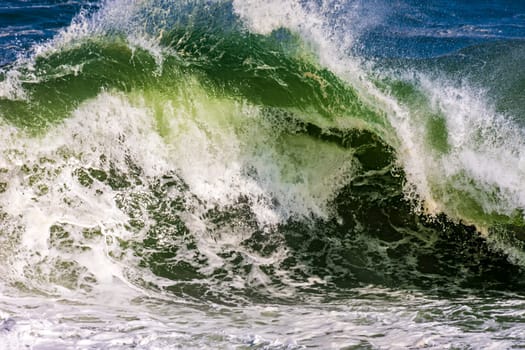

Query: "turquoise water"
left=1, top=1, right=525, bottom=348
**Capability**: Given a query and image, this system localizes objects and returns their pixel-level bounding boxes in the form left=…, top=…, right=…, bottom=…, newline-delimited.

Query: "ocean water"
left=1, top=0, right=525, bottom=349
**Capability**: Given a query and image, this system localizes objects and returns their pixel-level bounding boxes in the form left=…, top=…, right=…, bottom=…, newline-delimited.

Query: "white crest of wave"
left=420, top=76, right=525, bottom=218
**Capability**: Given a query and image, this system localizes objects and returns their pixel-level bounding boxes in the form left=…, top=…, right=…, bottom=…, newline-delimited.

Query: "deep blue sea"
left=1, top=1, right=525, bottom=349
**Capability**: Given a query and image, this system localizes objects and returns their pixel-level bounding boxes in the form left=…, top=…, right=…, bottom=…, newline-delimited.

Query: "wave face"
left=1, top=0, right=525, bottom=348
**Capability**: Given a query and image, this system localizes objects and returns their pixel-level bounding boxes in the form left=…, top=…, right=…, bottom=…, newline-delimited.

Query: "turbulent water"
left=1, top=0, right=525, bottom=348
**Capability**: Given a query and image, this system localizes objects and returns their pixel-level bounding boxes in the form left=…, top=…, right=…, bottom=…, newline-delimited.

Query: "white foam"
left=0, top=92, right=170, bottom=297
left=0, top=69, right=27, bottom=100
left=0, top=0, right=173, bottom=103
left=406, top=75, right=525, bottom=221
left=0, top=286, right=522, bottom=349
left=157, top=88, right=356, bottom=224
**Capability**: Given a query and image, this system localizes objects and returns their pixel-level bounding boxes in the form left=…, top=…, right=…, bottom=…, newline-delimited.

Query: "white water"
left=2, top=286, right=525, bottom=349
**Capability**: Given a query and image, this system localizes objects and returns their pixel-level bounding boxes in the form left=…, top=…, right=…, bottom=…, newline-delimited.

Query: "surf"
left=1, top=0, right=525, bottom=348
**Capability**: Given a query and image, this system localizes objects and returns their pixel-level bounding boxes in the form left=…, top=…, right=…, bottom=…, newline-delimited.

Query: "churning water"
left=1, top=0, right=525, bottom=348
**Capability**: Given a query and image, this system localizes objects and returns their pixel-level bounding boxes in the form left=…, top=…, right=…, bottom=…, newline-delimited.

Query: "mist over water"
left=1, top=0, right=525, bottom=348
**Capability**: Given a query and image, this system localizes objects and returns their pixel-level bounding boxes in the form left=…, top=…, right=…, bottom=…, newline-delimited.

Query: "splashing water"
left=1, top=0, right=525, bottom=348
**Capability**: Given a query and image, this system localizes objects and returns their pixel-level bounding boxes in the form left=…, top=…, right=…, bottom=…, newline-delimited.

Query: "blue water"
left=356, top=0, right=525, bottom=58
left=0, top=0, right=96, bottom=65
left=2, top=0, right=525, bottom=64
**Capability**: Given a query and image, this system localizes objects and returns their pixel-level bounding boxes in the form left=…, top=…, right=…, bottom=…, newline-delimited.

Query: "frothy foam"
left=380, top=73, right=525, bottom=228
left=421, top=76, right=525, bottom=217
left=0, top=92, right=168, bottom=298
